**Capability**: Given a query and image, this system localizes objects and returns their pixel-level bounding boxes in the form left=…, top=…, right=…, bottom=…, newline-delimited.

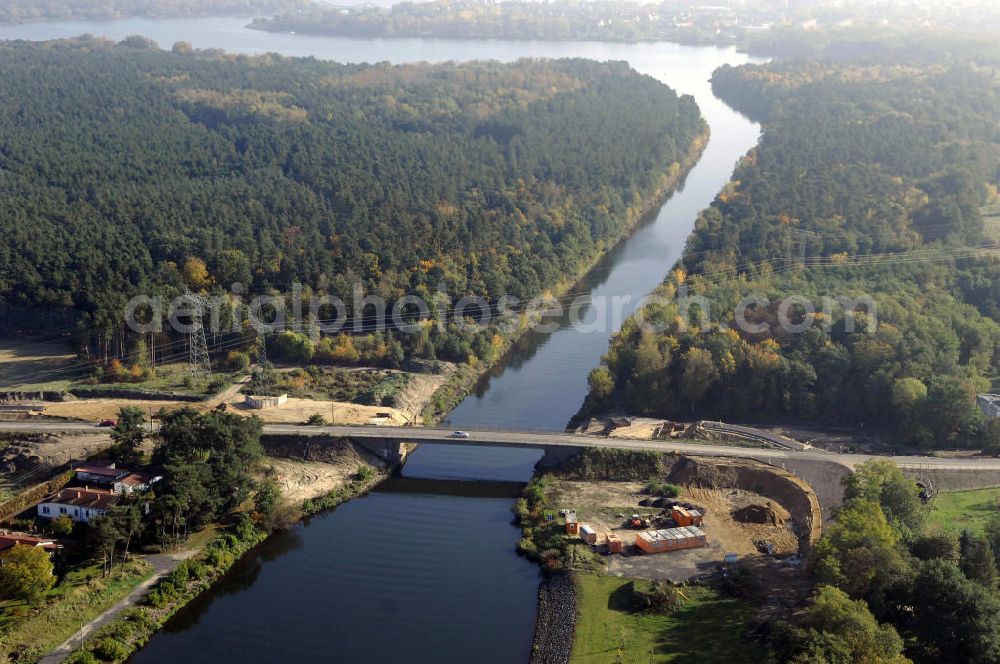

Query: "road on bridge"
left=2, top=421, right=1000, bottom=473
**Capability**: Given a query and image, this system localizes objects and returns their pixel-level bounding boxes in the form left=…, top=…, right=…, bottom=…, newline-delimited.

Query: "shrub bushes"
left=646, top=480, right=681, bottom=498
left=65, top=651, right=100, bottom=664
left=94, top=637, right=129, bottom=661
left=205, top=377, right=227, bottom=394
left=225, top=350, right=251, bottom=372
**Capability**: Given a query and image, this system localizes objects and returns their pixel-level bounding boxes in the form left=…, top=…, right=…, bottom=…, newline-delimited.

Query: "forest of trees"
left=772, top=460, right=1000, bottom=664
left=584, top=54, right=1000, bottom=449
left=0, top=38, right=703, bottom=365
left=0, top=0, right=309, bottom=24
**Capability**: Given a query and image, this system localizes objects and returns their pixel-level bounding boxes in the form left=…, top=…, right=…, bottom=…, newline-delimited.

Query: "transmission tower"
left=787, top=227, right=821, bottom=269
left=250, top=320, right=273, bottom=397
left=185, top=290, right=213, bottom=378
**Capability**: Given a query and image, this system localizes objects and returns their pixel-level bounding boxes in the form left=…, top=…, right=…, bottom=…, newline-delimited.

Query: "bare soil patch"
left=393, top=370, right=451, bottom=419
left=18, top=432, right=113, bottom=468
left=40, top=394, right=409, bottom=426
left=226, top=397, right=409, bottom=425
left=265, top=455, right=371, bottom=506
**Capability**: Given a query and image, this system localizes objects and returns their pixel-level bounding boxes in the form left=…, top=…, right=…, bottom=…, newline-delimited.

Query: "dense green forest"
left=583, top=56, right=1000, bottom=449
left=0, top=0, right=309, bottom=24
left=774, top=461, right=1000, bottom=664
left=0, top=38, right=703, bottom=365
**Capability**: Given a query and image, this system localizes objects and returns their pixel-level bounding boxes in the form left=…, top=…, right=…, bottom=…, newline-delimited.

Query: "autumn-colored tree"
left=0, top=544, right=55, bottom=603
left=181, top=257, right=212, bottom=291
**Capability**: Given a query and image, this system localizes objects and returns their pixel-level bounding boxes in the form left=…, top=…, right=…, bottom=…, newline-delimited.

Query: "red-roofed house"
left=74, top=461, right=130, bottom=487
left=112, top=470, right=162, bottom=496
left=37, top=487, right=118, bottom=523
left=75, top=462, right=161, bottom=495
left=0, top=531, right=58, bottom=554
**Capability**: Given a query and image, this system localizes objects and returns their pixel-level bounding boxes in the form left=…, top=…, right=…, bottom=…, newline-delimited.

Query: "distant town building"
left=37, top=487, right=118, bottom=523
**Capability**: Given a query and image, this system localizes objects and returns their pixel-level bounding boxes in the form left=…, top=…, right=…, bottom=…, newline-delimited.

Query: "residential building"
left=75, top=462, right=161, bottom=495
left=112, top=470, right=161, bottom=495
left=74, top=460, right=130, bottom=487
left=37, top=487, right=118, bottom=523
left=0, top=531, right=58, bottom=554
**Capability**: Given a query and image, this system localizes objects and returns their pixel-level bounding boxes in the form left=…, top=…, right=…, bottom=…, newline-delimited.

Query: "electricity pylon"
left=185, top=290, right=213, bottom=378
left=787, top=227, right=821, bottom=269
left=250, top=318, right=273, bottom=397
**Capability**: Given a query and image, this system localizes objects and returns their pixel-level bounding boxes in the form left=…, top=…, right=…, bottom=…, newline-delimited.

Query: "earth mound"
left=732, top=502, right=787, bottom=526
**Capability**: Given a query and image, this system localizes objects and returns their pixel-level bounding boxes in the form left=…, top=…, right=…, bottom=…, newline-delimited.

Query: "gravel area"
left=529, top=573, right=576, bottom=664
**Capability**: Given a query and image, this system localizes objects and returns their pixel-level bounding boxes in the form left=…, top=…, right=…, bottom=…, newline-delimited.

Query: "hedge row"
left=0, top=470, right=73, bottom=521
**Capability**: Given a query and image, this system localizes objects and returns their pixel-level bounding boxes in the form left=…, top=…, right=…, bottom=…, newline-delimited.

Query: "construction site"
left=549, top=455, right=813, bottom=583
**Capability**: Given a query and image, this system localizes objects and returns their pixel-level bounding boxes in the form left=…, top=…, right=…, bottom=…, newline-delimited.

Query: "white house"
left=112, top=471, right=162, bottom=496
left=37, top=487, right=118, bottom=523
left=75, top=462, right=161, bottom=495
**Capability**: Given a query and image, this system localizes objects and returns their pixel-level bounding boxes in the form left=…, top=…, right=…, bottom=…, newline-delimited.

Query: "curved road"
left=3, top=421, right=999, bottom=472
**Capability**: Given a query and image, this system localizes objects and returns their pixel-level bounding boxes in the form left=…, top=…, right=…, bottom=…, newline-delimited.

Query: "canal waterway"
left=2, top=18, right=762, bottom=662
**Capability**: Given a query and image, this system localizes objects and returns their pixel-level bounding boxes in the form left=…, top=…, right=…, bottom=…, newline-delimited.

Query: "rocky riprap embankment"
left=529, top=572, right=576, bottom=664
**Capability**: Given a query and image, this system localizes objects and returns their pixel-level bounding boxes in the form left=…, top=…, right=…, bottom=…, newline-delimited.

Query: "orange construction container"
left=565, top=511, right=579, bottom=536
left=671, top=506, right=704, bottom=527
left=605, top=533, right=623, bottom=554
left=636, top=527, right=707, bottom=554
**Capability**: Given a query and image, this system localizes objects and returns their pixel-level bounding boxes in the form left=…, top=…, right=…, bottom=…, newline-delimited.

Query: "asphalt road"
left=4, top=421, right=1000, bottom=472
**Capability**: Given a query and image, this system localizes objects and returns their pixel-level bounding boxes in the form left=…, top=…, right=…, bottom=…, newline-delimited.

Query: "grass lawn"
left=71, top=362, right=241, bottom=397
left=927, top=487, right=1000, bottom=535
left=0, top=558, right=153, bottom=662
left=0, top=337, right=76, bottom=391
left=571, top=574, right=763, bottom=664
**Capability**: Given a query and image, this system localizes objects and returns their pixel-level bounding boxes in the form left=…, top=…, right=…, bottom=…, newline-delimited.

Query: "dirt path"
left=38, top=549, right=197, bottom=664
left=204, top=374, right=251, bottom=407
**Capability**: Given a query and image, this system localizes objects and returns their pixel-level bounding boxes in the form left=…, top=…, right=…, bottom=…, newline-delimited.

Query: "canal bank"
left=420, top=126, right=710, bottom=425
left=6, top=18, right=763, bottom=663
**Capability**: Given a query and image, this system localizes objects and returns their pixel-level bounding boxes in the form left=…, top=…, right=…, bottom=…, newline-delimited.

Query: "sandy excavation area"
left=4, top=433, right=114, bottom=470
left=39, top=395, right=409, bottom=426
left=261, top=437, right=384, bottom=506
left=265, top=456, right=370, bottom=505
